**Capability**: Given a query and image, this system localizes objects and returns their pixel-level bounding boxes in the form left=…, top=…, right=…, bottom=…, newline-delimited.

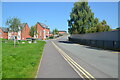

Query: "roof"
left=0, top=23, right=27, bottom=32
left=19, top=23, right=27, bottom=28
left=37, top=22, right=50, bottom=29
left=0, top=27, right=9, bottom=32
left=18, top=23, right=27, bottom=31
left=9, top=23, right=27, bottom=31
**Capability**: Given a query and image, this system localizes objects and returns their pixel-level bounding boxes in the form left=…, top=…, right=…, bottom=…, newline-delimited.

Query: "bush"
left=1, top=39, right=8, bottom=43
left=49, top=36, right=54, bottom=39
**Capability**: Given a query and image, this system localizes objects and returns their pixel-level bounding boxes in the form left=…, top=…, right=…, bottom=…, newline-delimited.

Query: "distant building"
left=49, top=31, right=53, bottom=37
left=0, top=27, right=9, bottom=39
left=34, top=22, right=50, bottom=40
left=0, top=28, right=2, bottom=38
left=58, top=31, right=67, bottom=35
left=1, top=22, right=50, bottom=40
left=8, top=23, right=31, bottom=40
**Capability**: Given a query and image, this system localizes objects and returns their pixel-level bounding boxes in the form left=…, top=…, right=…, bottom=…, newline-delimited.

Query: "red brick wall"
left=21, top=24, right=31, bottom=40
left=45, top=28, right=50, bottom=37
left=3, top=32, right=8, bottom=39
left=0, top=29, right=8, bottom=39
left=58, top=31, right=66, bottom=34
left=36, top=23, right=44, bottom=39
left=0, top=29, right=3, bottom=38
left=36, top=23, right=50, bottom=40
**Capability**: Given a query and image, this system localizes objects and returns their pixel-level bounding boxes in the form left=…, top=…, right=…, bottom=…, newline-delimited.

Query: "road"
left=37, top=35, right=118, bottom=79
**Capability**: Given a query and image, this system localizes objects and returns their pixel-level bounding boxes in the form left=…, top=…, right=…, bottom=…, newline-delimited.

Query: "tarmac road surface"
left=37, top=35, right=118, bottom=79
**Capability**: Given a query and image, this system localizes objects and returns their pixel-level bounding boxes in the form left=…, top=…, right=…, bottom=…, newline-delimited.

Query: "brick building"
left=0, top=27, right=9, bottom=39
left=1, top=22, right=50, bottom=40
left=8, top=23, right=31, bottom=40
left=58, top=31, right=67, bottom=35
left=34, top=22, right=50, bottom=40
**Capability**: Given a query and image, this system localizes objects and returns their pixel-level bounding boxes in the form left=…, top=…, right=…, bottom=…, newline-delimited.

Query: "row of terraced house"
left=0, top=22, right=50, bottom=40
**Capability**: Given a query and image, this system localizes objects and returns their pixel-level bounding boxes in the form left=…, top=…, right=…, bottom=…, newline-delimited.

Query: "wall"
left=8, top=32, right=18, bottom=39
left=3, top=32, right=8, bottom=39
left=58, top=31, right=66, bottom=34
left=36, top=23, right=44, bottom=40
left=0, top=29, right=8, bottom=39
left=71, top=30, right=119, bottom=41
left=45, top=28, right=50, bottom=38
left=21, top=24, right=31, bottom=40
left=0, top=29, right=3, bottom=38
left=36, top=23, right=50, bottom=40
left=69, top=30, right=120, bottom=51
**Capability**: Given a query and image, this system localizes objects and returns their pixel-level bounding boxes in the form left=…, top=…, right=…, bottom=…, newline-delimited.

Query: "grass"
left=2, top=40, right=46, bottom=78
left=0, top=38, right=2, bottom=79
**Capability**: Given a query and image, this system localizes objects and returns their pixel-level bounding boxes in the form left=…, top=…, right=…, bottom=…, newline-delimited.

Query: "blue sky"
left=2, top=2, right=118, bottom=31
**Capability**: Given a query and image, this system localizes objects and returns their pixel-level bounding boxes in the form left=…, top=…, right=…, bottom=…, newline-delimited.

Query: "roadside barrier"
left=68, top=37, right=120, bottom=51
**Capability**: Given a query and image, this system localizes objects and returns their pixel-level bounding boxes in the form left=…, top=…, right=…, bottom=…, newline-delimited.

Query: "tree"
left=29, top=26, right=37, bottom=37
left=6, top=17, right=21, bottom=47
left=101, top=20, right=106, bottom=25
left=6, top=17, right=21, bottom=32
left=68, top=2, right=95, bottom=34
left=68, top=27, right=73, bottom=34
left=86, top=26, right=97, bottom=33
left=116, top=27, right=120, bottom=30
left=86, top=19, right=111, bottom=33
left=68, top=2, right=112, bottom=34
left=52, top=28, right=59, bottom=38
left=96, top=20, right=111, bottom=32
left=94, top=18, right=99, bottom=27
left=52, top=28, right=58, bottom=35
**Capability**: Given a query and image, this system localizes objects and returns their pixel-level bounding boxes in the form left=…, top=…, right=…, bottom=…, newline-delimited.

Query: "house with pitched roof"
left=34, top=22, right=50, bottom=40
left=8, top=23, right=31, bottom=40
left=0, top=27, right=9, bottom=39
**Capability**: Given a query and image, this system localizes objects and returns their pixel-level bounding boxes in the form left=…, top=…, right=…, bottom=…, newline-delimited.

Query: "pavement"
left=37, top=35, right=118, bottom=78
left=36, top=40, right=79, bottom=78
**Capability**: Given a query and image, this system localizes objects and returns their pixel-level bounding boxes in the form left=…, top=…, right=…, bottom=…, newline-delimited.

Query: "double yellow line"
left=52, top=41, right=96, bottom=80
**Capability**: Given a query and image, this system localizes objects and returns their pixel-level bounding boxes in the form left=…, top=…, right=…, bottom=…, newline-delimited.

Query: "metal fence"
left=69, top=30, right=120, bottom=51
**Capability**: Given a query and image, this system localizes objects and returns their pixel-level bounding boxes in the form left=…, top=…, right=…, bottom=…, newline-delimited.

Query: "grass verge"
left=0, top=38, right=2, bottom=79
left=2, top=40, right=46, bottom=78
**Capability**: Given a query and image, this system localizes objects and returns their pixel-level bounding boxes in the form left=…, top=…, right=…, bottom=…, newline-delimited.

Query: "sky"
left=2, top=2, right=118, bottom=32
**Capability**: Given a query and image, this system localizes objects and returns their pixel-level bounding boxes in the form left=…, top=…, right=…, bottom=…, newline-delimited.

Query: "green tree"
left=6, top=17, right=21, bottom=32
left=94, top=18, right=99, bottom=27
left=52, top=28, right=58, bottom=35
left=68, top=2, right=95, bottom=34
left=68, top=2, right=112, bottom=34
left=101, top=20, right=107, bottom=25
left=6, top=17, right=21, bottom=47
left=87, top=19, right=111, bottom=33
left=86, top=18, right=99, bottom=33
left=29, top=26, right=37, bottom=37
left=116, top=27, right=120, bottom=30
left=68, top=27, right=73, bottom=34
left=96, top=20, right=111, bottom=32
